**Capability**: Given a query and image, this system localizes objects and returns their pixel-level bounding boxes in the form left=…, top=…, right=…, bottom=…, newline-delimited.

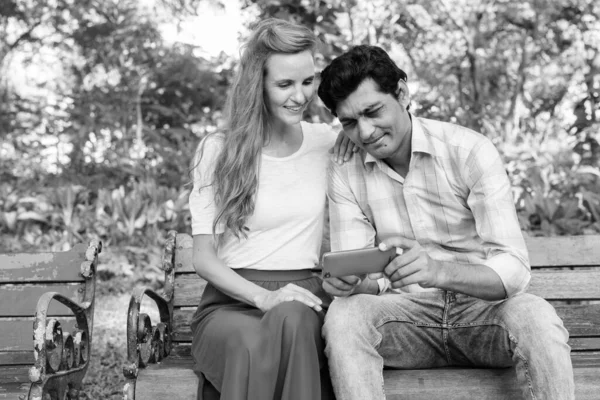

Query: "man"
left=317, top=45, right=573, bottom=400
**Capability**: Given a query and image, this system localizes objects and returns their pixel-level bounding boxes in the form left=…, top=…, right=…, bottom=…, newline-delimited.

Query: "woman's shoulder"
left=192, top=133, right=225, bottom=169
left=301, top=121, right=337, bottom=149
left=195, top=133, right=225, bottom=156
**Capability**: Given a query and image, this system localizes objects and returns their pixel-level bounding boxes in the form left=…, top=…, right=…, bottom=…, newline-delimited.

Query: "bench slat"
left=172, top=234, right=600, bottom=272
left=526, top=235, right=600, bottom=267
left=0, top=365, right=29, bottom=385
left=0, top=351, right=33, bottom=366
left=0, top=382, right=30, bottom=398
left=172, top=269, right=600, bottom=309
left=134, top=354, right=600, bottom=400
left=382, top=363, right=600, bottom=400
left=0, top=284, right=83, bottom=317
left=169, top=304, right=600, bottom=347
left=0, top=243, right=87, bottom=283
left=527, top=270, right=600, bottom=299
left=0, top=318, right=78, bottom=352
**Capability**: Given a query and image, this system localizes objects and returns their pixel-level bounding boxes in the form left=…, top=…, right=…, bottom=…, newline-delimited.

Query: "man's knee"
left=323, top=295, right=369, bottom=342
left=501, top=294, right=568, bottom=344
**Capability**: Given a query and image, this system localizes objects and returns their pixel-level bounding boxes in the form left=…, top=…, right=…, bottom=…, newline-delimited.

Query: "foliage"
left=0, top=179, right=191, bottom=285
left=504, top=132, right=600, bottom=236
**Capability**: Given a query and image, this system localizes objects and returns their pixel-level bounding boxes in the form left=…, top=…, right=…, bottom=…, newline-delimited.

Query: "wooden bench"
left=0, top=241, right=101, bottom=400
left=123, top=231, right=600, bottom=399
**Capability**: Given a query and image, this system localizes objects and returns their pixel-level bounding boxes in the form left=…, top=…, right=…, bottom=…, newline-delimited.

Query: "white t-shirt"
left=189, top=121, right=337, bottom=271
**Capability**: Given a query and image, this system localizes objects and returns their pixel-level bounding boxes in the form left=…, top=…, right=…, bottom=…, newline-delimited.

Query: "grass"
left=80, top=286, right=130, bottom=399
left=79, top=262, right=163, bottom=399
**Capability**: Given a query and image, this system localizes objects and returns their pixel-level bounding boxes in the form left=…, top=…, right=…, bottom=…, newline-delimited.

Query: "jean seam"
left=447, top=319, right=537, bottom=400
left=513, top=344, right=536, bottom=400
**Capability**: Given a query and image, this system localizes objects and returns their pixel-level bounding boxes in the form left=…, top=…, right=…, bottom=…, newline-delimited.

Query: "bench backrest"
left=167, top=233, right=600, bottom=356
left=0, top=243, right=98, bottom=386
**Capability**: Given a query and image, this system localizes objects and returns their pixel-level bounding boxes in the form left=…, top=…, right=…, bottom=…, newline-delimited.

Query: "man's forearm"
left=434, top=260, right=507, bottom=300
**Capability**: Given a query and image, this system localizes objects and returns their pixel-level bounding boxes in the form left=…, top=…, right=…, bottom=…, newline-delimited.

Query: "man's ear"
left=395, top=80, right=410, bottom=108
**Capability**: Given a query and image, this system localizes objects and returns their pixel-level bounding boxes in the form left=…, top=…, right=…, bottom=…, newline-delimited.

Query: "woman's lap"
left=191, top=274, right=332, bottom=399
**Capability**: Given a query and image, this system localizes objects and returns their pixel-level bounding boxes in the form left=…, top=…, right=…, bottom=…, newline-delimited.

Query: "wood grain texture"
left=527, top=270, right=600, bottom=299
left=0, top=318, right=77, bottom=352
left=0, top=351, right=33, bottom=365
left=0, top=365, right=29, bottom=385
left=0, top=283, right=83, bottom=317
left=526, top=235, right=600, bottom=267
left=0, top=243, right=87, bottom=283
left=171, top=234, right=600, bottom=273
left=135, top=358, right=199, bottom=400
left=134, top=355, right=600, bottom=400
left=0, top=381, right=30, bottom=399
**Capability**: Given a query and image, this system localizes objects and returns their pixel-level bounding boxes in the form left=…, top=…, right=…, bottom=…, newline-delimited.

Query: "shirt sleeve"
left=188, top=136, right=225, bottom=235
left=463, top=138, right=531, bottom=297
left=327, top=160, right=376, bottom=251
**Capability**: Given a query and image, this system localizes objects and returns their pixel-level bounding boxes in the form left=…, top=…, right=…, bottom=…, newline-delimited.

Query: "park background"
left=1, top=0, right=599, bottom=398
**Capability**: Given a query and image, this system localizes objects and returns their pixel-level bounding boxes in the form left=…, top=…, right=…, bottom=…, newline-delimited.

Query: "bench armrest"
left=123, top=286, right=173, bottom=380
left=30, top=292, right=93, bottom=379
left=28, top=239, right=100, bottom=399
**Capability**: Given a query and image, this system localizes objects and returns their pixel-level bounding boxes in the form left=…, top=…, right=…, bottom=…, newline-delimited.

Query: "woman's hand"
left=330, top=131, right=359, bottom=164
left=253, top=283, right=323, bottom=312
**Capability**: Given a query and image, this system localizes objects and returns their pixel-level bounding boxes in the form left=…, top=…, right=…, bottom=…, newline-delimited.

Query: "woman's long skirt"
left=190, top=269, right=335, bottom=400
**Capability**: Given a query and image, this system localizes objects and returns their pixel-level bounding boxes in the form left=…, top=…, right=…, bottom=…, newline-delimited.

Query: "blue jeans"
left=322, top=291, right=574, bottom=400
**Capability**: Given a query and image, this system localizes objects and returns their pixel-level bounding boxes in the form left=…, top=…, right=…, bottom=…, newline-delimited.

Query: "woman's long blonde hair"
left=196, top=18, right=317, bottom=239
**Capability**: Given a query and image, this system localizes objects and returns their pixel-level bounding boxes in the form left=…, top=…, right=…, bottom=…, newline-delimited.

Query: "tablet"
left=321, top=246, right=400, bottom=278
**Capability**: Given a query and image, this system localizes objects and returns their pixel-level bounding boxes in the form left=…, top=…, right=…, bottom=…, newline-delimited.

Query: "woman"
left=189, top=18, right=352, bottom=400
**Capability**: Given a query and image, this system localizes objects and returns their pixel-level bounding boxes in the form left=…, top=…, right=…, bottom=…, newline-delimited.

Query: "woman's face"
left=263, top=50, right=315, bottom=130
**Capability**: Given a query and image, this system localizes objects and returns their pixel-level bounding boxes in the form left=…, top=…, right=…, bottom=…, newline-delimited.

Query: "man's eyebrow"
left=339, top=102, right=381, bottom=121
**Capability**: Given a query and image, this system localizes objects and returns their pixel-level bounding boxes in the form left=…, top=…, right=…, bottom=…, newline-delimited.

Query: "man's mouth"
left=364, top=134, right=385, bottom=146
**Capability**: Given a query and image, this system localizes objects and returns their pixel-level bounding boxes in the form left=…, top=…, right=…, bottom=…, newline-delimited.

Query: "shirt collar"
left=361, top=113, right=435, bottom=169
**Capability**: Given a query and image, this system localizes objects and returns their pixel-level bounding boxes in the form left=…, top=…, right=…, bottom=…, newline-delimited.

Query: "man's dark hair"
left=318, top=45, right=407, bottom=116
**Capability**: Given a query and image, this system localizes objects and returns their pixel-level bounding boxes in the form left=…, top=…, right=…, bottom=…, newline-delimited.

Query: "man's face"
left=336, top=78, right=411, bottom=161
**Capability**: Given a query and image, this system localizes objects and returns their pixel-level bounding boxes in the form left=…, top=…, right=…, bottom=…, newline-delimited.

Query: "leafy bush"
left=503, top=131, right=600, bottom=236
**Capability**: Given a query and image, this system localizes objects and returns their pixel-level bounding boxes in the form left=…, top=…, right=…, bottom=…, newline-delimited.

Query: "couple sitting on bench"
left=188, top=18, right=573, bottom=400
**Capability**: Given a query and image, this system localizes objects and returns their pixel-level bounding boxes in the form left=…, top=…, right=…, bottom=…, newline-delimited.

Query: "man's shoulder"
left=328, top=150, right=369, bottom=187
left=417, top=117, right=492, bottom=157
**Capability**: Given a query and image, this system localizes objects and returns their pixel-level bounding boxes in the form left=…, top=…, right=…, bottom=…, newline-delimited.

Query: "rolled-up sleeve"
left=464, top=138, right=531, bottom=297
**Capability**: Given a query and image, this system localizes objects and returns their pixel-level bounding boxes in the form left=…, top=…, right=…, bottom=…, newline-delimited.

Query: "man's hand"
left=373, top=238, right=442, bottom=290
left=322, top=274, right=367, bottom=297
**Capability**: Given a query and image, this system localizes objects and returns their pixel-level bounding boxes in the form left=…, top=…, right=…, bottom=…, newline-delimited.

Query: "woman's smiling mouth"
left=284, top=104, right=303, bottom=113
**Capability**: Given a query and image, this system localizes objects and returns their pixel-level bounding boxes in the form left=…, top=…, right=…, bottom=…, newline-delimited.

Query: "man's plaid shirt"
left=328, top=115, right=530, bottom=297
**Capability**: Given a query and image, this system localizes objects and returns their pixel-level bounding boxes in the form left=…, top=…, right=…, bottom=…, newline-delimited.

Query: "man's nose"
left=358, top=118, right=375, bottom=141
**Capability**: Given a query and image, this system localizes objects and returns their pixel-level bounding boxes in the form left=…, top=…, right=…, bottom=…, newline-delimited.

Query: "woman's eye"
left=303, top=79, right=314, bottom=85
